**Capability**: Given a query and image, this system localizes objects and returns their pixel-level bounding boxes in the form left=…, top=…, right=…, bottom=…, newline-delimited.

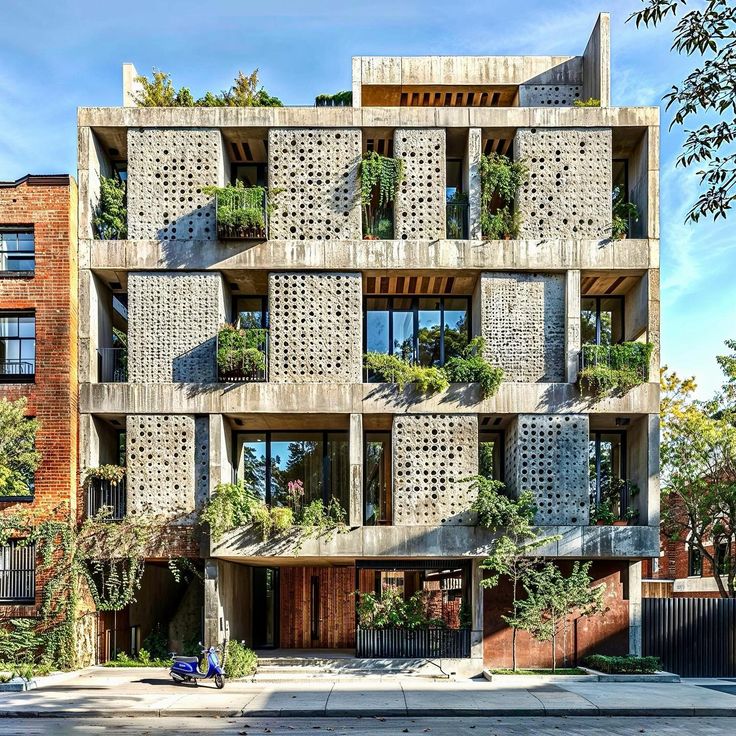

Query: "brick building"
left=78, top=12, right=660, bottom=672
left=0, top=174, right=78, bottom=615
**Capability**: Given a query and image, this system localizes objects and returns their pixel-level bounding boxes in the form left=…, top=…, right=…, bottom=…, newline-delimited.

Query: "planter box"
left=482, top=669, right=597, bottom=683
left=579, top=666, right=680, bottom=682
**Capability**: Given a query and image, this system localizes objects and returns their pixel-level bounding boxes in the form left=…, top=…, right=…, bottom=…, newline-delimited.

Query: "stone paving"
left=1, top=667, right=735, bottom=718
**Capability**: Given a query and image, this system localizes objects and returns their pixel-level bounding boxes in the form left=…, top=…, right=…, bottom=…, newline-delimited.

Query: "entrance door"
left=252, top=567, right=279, bottom=648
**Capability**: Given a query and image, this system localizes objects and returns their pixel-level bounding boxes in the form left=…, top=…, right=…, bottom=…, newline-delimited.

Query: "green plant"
left=365, top=353, right=449, bottom=394
left=224, top=639, right=258, bottom=678
left=356, top=588, right=446, bottom=630
left=0, top=397, right=39, bottom=497
left=298, top=498, right=346, bottom=539
left=315, top=91, right=352, bottom=107
left=103, top=650, right=170, bottom=667
left=270, top=506, right=294, bottom=534
left=359, top=152, right=404, bottom=237
left=590, top=499, right=618, bottom=525
left=141, top=624, right=169, bottom=660
left=216, top=324, right=267, bottom=379
left=82, top=464, right=126, bottom=487
left=479, top=153, right=528, bottom=239
left=203, top=182, right=279, bottom=237
left=578, top=342, right=654, bottom=399
left=134, top=69, right=282, bottom=108
left=200, top=481, right=259, bottom=542
left=573, top=97, right=601, bottom=107
left=583, top=654, right=661, bottom=674
left=443, top=337, right=504, bottom=398
left=93, top=176, right=127, bottom=240
left=612, top=185, right=640, bottom=239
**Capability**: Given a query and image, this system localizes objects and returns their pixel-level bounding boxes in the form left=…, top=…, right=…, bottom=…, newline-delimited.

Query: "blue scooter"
left=170, top=643, right=225, bottom=689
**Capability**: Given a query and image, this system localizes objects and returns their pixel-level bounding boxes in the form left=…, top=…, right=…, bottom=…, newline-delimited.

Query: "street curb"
left=2, top=707, right=736, bottom=718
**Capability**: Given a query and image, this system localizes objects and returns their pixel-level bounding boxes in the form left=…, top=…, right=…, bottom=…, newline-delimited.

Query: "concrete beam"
left=565, top=270, right=581, bottom=383
left=79, top=379, right=661, bottom=417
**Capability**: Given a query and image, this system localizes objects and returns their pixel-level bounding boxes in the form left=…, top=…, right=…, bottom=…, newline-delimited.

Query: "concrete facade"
left=77, top=12, right=660, bottom=668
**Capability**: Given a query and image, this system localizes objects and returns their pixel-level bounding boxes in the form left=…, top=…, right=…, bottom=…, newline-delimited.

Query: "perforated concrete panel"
left=268, top=272, right=362, bottom=383
left=128, top=272, right=224, bottom=383
left=514, top=128, right=612, bottom=239
left=126, top=415, right=196, bottom=516
left=127, top=128, right=223, bottom=240
left=519, top=85, right=582, bottom=106
left=392, top=414, right=478, bottom=526
left=394, top=129, right=446, bottom=240
left=479, top=272, right=565, bottom=382
left=505, top=414, right=589, bottom=525
left=267, top=128, right=361, bottom=240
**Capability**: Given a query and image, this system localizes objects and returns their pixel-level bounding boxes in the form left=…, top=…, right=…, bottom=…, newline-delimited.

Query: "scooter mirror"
left=198, top=641, right=203, bottom=647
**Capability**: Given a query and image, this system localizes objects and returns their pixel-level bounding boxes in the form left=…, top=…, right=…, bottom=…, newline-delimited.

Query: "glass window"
left=589, top=431, right=626, bottom=515
left=0, top=312, right=35, bottom=380
left=688, top=546, right=702, bottom=577
left=580, top=296, right=624, bottom=346
left=232, top=164, right=266, bottom=187
left=716, top=543, right=729, bottom=575
left=365, top=432, right=391, bottom=525
left=0, top=227, right=35, bottom=272
left=233, top=296, right=267, bottom=329
left=479, top=432, right=503, bottom=481
left=365, top=296, right=470, bottom=369
left=235, top=431, right=348, bottom=508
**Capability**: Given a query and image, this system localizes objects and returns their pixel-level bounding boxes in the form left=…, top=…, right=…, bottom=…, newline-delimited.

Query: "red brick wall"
left=483, top=560, right=630, bottom=668
left=0, top=176, right=78, bottom=613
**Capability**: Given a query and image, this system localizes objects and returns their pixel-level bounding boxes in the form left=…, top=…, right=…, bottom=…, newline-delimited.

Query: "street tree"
left=0, top=397, right=40, bottom=497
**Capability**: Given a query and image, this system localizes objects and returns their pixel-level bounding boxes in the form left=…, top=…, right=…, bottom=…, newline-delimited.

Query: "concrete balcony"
left=80, top=379, right=660, bottom=416
left=209, top=521, right=660, bottom=562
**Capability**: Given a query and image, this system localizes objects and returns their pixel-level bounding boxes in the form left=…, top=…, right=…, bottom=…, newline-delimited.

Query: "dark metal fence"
left=87, top=476, right=127, bottom=520
left=97, top=348, right=127, bottom=382
left=357, top=628, right=471, bottom=658
left=0, top=541, right=35, bottom=603
left=643, top=597, right=736, bottom=677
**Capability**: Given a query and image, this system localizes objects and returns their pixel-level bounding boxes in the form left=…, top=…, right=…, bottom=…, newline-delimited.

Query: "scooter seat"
left=173, top=656, right=199, bottom=663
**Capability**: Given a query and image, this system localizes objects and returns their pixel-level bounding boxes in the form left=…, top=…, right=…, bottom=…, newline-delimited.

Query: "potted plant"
left=591, top=500, right=618, bottom=526
left=612, top=185, right=639, bottom=240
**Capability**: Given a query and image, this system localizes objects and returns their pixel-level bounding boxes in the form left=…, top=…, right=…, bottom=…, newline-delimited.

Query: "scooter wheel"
left=214, top=674, right=224, bottom=689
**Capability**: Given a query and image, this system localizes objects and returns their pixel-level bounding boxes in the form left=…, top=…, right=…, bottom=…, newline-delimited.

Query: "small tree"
left=516, top=561, right=605, bottom=672
left=469, top=477, right=558, bottom=671
left=0, top=397, right=40, bottom=496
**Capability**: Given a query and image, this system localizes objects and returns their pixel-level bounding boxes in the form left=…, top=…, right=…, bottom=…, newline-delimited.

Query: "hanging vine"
left=358, top=152, right=404, bottom=238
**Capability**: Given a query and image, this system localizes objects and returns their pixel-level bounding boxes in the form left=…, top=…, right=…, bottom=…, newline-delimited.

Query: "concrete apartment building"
left=0, top=174, right=79, bottom=615
left=77, top=12, right=660, bottom=670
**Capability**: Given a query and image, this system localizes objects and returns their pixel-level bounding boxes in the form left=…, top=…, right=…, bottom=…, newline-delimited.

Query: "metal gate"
left=643, top=598, right=736, bottom=677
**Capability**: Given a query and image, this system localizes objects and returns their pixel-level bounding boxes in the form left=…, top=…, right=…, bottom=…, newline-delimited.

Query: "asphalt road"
left=2, top=717, right=736, bottom=735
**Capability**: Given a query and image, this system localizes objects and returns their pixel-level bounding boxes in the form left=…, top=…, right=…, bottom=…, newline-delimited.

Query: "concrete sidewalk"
left=0, top=667, right=735, bottom=718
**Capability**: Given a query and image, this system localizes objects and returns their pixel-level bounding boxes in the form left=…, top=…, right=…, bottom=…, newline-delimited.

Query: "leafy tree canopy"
left=0, top=397, right=39, bottom=496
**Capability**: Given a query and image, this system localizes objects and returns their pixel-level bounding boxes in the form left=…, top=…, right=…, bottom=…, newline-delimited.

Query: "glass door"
left=252, top=567, right=279, bottom=648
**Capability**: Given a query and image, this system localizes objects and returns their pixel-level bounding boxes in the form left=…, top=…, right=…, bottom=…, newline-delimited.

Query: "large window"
left=589, top=431, right=627, bottom=511
left=234, top=431, right=349, bottom=510
left=365, top=296, right=469, bottom=369
left=581, top=296, right=624, bottom=346
left=364, top=432, right=391, bottom=525
left=0, top=540, right=35, bottom=603
left=0, top=227, right=34, bottom=272
left=0, top=312, right=35, bottom=381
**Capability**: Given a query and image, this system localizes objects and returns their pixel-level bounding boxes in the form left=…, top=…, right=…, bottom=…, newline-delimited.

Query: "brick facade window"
left=0, top=311, right=35, bottom=381
left=0, top=226, right=34, bottom=273
left=0, top=540, right=35, bottom=603
left=688, top=545, right=702, bottom=577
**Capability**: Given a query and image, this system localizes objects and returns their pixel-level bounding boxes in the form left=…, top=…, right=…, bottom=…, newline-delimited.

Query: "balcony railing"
left=356, top=627, right=471, bottom=658
left=0, top=360, right=34, bottom=382
left=579, top=342, right=651, bottom=382
left=215, top=188, right=268, bottom=241
left=446, top=201, right=469, bottom=239
left=216, top=328, right=269, bottom=382
left=86, top=476, right=127, bottom=521
left=97, top=348, right=127, bottom=383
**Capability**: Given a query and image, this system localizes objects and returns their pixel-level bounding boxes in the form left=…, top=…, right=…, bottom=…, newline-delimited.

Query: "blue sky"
left=0, top=0, right=733, bottom=397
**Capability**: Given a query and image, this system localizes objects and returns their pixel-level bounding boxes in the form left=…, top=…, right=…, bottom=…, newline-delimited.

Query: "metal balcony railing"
left=446, top=201, right=469, bottom=239
left=86, top=476, right=126, bottom=521
left=591, top=478, right=636, bottom=523
left=0, top=360, right=34, bottom=381
left=97, top=348, right=127, bottom=382
left=215, top=188, right=268, bottom=241
left=579, top=342, right=650, bottom=382
left=216, top=328, right=269, bottom=382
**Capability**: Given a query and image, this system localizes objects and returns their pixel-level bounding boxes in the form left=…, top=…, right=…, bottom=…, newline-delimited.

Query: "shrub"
left=216, top=324, right=267, bottom=379
left=103, top=650, right=170, bottom=668
left=224, top=640, right=258, bottom=678
left=142, top=624, right=169, bottom=660
left=365, top=352, right=448, bottom=394
left=578, top=342, right=653, bottom=399
left=573, top=97, right=601, bottom=107
left=583, top=654, right=661, bottom=674
left=315, top=91, right=352, bottom=107
left=443, top=337, right=504, bottom=398
left=200, top=481, right=259, bottom=542
left=480, top=153, right=528, bottom=239
left=356, top=589, right=446, bottom=630
left=93, top=176, right=127, bottom=240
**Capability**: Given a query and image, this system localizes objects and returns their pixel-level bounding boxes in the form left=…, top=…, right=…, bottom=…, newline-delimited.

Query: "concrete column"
left=349, top=413, right=363, bottom=527
left=203, top=559, right=221, bottom=649
left=645, top=413, right=660, bottom=528
left=471, top=559, right=484, bottom=661
left=351, top=57, right=362, bottom=108
left=565, top=269, right=581, bottom=383
left=465, top=128, right=482, bottom=239
left=628, top=560, right=643, bottom=655
left=122, top=63, right=141, bottom=107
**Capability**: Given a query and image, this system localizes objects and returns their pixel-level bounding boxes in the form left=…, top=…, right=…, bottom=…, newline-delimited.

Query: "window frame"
left=479, top=430, right=505, bottom=483
left=580, top=295, right=625, bottom=346
left=0, top=310, right=36, bottom=383
left=589, top=430, right=628, bottom=507
left=364, top=430, right=392, bottom=525
left=0, top=540, right=35, bottom=604
left=231, top=295, right=269, bottom=329
left=232, top=430, right=349, bottom=506
left=0, top=226, right=35, bottom=274
left=363, top=295, right=471, bottom=369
